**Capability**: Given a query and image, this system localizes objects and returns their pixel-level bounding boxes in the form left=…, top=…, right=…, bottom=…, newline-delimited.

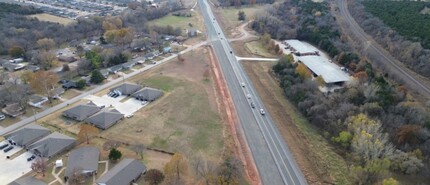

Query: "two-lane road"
left=198, top=0, right=307, bottom=184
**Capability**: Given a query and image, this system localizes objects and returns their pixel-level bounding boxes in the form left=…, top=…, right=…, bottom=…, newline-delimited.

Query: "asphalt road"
left=198, top=0, right=307, bottom=184
left=0, top=41, right=207, bottom=136
left=336, top=0, right=430, bottom=98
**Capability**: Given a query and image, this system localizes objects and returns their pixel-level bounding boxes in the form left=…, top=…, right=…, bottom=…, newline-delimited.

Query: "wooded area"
left=349, top=0, right=430, bottom=78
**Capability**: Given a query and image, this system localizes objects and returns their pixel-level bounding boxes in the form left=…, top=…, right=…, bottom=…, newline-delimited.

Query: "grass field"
left=244, top=40, right=276, bottom=58
left=28, top=13, right=74, bottom=25
left=149, top=11, right=203, bottom=33
left=220, top=5, right=266, bottom=27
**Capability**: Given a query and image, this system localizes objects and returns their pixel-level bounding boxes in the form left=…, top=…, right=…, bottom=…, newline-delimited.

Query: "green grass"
left=137, top=75, right=183, bottom=92
left=149, top=11, right=199, bottom=31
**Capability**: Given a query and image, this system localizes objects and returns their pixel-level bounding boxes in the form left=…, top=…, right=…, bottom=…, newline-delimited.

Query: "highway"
left=198, top=0, right=307, bottom=184
left=0, top=41, right=207, bottom=136
left=336, top=0, right=430, bottom=98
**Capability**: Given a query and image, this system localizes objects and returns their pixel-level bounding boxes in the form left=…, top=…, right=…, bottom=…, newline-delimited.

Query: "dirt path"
left=242, top=61, right=333, bottom=185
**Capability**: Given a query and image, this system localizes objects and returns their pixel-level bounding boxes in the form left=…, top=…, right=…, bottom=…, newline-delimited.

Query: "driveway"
left=0, top=141, right=33, bottom=185
left=84, top=95, right=146, bottom=117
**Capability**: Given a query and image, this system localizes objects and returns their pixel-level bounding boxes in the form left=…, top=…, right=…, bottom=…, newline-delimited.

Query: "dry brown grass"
left=28, top=13, right=74, bottom=25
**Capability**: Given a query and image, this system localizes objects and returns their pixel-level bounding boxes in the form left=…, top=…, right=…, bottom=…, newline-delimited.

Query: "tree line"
left=348, top=0, right=430, bottom=78
left=273, top=54, right=429, bottom=184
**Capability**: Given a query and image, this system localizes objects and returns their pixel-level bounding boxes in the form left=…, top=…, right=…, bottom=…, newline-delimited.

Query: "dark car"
left=250, top=102, right=255, bottom=109
left=0, top=144, right=9, bottom=150
left=3, top=146, right=13, bottom=153
left=27, top=155, right=36, bottom=162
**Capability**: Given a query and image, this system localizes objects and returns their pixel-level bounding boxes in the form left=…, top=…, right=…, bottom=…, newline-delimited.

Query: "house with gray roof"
left=4, top=123, right=51, bottom=148
left=50, top=87, right=65, bottom=99
left=96, top=158, right=146, bottom=185
left=8, top=176, right=47, bottom=185
left=28, top=94, right=49, bottom=108
left=100, top=69, right=109, bottom=79
left=63, top=102, right=103, bottom=121
left=3, top=62, right=25, bottom=71
left=2, top=103, right=24, bottom=118
left=108, top=65, right=123, bottom=74
left=131, top=87, right=163, bottom=102
left=27, top=132, right=76, bottom=158
left=65, top=146, right=100, bottom=179
left=122, top=61, right=137, bottom=70
left=111, top=83, right=142, bottom=96
left=86, top=109, right=124, bottom=129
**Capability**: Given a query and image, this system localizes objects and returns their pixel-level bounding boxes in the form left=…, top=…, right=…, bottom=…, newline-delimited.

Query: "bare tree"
left=28, top=70, right=60, bottom=103
left=36, top=38, right=55, bottom=51
left=193, top=155, right=216, bottom=185
left=77, top=124, right=99, bottom=144
left=132, top=143, right=146, bottom=159
left=31, top=157, right=48, bottom=177
left=103, top=140, right=121, bottom=151
left=68, top=168, right=85, bottom=185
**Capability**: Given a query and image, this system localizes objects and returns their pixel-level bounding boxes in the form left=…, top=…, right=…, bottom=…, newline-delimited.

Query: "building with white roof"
left=283, top=39, right=351, bottom=88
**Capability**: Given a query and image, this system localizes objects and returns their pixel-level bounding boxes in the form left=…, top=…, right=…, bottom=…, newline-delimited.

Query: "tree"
left=77, top=124, right=99, bottom=144
left=8, top=46, right=24, bottom=57
left=132, top=144, right=146, bottom=159
left=203, top=69, right=210, bottom=80
left=36, top=51, right=56, bottom=69
left=28, top=70, right=60, bottom=103
left=109, top=148, right=122, bottom=162
left=68, top=168, right=85, bottom=185
left=238, top=11, right=246, bottom=21
left=260, top=33, right=271, bottom=45
left=144, top=169, right=165, bottom=185
left=352, top=158, right=390, bottom=185
left=164, top=153, right=188, bottom=185
left=332, top=131, right=352, bottom=148
left=37, top=38, right=55, bottom=51
left=31, top=157, right=48, bottom=177
left=193, top=156, right=217, bottom=185
left=90, top=70, right=104, bottom=84
left=177, top=54, right=185, bottom=64
left=75, top=79, right=86, bottom=90
left=389, top=150, right=423, bottom=175
left=216, top=156, right=243, bottom=185
left=76, top=45, right=84, bottom=59
left=382, top=178, right=399, bottom=185
left=295, top=63, right=312, bottom=79
left=396, top=125, right=420, bottom=146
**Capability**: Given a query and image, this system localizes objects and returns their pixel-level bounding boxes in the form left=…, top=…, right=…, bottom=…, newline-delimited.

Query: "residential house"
left=111, top=83, right=142, bottom=96
left=143, top=53, right=155, bottom=60
left=50, top=87, right=65, bottom=99
left=86, top=109, right=124, bottom=129
left=62, top=81, right=77, bottom=89
left=152, top=51, right=161, bottom=57
left=96, top=158, right=147, bottom=185
left=64, top=147, right=100, bottom=179
left=100, top=69, right=109, bottom=79
left=163, top=47, right=172, bottom=53
left=2, top=103, right=24, bottom=118
left=26, top=65, right=40, bottom=72
left=28, top=95, right=49, bottom=108
left=8, top=176, right=47, bottom=185
left=3, top=62, right=25, bottom=71
left=58, top=56, right=77, bottom=63
left=188, top=28, right=197, bottom=37
left=63, top=102, right=103, bottom=121
left=9, top=58, right=24, bottom=63
left=4, top=123, right=51, bottom=148
left=122, top=61, right=137, bottom=70
left=131, top=87, right=163, bottom=102
left=27, top=132, right=76, bottom=158
left=108, top=65, right=123, bottom=74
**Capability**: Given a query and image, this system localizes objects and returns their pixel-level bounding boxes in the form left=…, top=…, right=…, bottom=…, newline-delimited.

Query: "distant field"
left=149, top=11, right=203, bottom=32
left=244, top=40, right=276, bottom=58
left=28, top=13, right=74, bottom=25
left=220, top=5, right=266, bottom=27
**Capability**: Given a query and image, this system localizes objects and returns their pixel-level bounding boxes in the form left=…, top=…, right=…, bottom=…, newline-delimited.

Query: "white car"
left=241, top=82, right=245, bottom=87
left=260, top=109, right=265, bottom=115
left=0, top=114, right=5, bottom=121
left=247, top=94, right=251, bottom=99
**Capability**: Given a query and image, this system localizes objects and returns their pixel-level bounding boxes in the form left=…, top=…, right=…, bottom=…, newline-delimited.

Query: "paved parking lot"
left=85, top=95, right=146, bottom=117
left=0, top=141, right=33, bottom=185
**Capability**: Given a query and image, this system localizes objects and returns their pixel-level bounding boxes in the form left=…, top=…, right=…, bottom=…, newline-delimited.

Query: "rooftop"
left=65, top=146, right=100, bottom=177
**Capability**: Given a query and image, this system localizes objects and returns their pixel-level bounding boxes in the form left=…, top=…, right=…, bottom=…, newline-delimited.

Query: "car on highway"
left=247, top=94, right=251, bottom=99
left=260, top=109, right=265, bottom=115
left=241, top=82, right=245, bottom=87
left=250, top=102, right=255, bottom=108
left=230, top=51, right=233, bottom=54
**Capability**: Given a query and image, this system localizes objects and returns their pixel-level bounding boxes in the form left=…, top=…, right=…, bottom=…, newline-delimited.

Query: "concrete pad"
left=0, top=148, right=33, bottom=185
left=85, top=95, right=146, bottom=117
